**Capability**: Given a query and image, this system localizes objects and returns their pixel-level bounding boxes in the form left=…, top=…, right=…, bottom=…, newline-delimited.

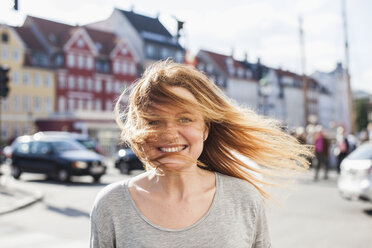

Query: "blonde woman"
left=90, top=61, right=311, bottom=248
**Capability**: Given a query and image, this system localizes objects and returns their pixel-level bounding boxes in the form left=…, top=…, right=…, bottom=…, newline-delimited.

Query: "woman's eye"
left=179, top=117, right=192, bottom=123
left=148, top=120, right=160, bottom=125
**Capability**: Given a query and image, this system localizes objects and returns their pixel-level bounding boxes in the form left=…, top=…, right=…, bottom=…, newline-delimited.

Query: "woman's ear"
left=203, top=125, right=209, bottom=141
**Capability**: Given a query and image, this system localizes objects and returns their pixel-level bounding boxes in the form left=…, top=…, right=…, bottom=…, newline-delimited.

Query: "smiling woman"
left=90, top=60, right=312, bottom=248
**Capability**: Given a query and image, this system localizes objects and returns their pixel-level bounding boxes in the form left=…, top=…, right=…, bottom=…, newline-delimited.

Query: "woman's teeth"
left=159, top=146, right=185, bottom=153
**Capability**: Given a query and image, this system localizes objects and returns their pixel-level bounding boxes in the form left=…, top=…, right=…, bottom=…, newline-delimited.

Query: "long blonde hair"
left=115, top=60, right=312, bottom=199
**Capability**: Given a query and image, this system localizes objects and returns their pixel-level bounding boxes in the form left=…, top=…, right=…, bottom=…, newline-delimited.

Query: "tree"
left=354, top=98, right=369, bottom=132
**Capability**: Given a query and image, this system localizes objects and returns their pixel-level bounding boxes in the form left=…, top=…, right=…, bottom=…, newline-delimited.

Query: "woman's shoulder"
left=92, top=180, right=129, bottom=211
left=216, top=172, right=263, bottom=202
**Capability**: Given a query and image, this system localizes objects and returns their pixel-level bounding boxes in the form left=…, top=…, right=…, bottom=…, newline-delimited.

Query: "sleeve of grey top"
left=252, top=199, right=272, bottom=248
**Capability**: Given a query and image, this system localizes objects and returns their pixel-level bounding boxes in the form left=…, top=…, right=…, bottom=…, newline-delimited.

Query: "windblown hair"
left=115, top=60, right=313, bottom=199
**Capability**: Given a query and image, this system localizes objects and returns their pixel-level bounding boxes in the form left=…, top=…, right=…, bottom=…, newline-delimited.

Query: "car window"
left=30, top=142, right=52, bottom=155
left=16, top=142, right=30, bottom=154
left=51, top=140, right=85, bottom=152
left=348, top=144, right=372, bottom=160
left=77, top=139, right=96, bottom=150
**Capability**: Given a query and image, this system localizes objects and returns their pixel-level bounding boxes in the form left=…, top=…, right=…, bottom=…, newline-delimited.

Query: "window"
left=45, top=75, right=52, bottom=87
left=95, top=100, right=102, bottom=111
left=45, top=97, right=52, bottom=113
left=1, top=49, right=8, bottom=60
left=114, top=81, right=121, bottom=92
left=78, top=99, right=84, bottom=110
left=129, top=63, right=136, bottom=76
left=68, top=76, right=75, bottom=89
left=77, top=55, right=84, bottom=69
left=146, top=45, right=154, bottom=58
left=95, top=79, right=101, bottom=92
left=1, top=33, right=9, bottom=43
left=58, top=97, right=66, bottom=112
left=77, top=39, right=84, bottom=48
left=175, top=51, right=183, bottom=63
left=2, top=98, right=8, bottom=111
left=23, top=95, right=30, bottom=112
left=113, top=61, right=120, bottom=73
left=121, top=61, right=128, bottom=74
left=86, top=78, right=93, bottom=91
left=13, top=95, right=20, bottom=112
left=2, top=123, right=8, bottom=139
left=78, top=77, right=84, bottom=90
left=206, top=64, right=213, bottom=73
left=12, top=71, right=19, bottom=85
left=67, top=54, right=75, bottom=67
left=23, top=72, right=30, bottom=85
left=68, top=98, right=74, bottom=112
left=58, top=75, right=66, bottom=88
left=13, top=50, right=19, bottom=61
left=121, top=47, right=128, bottom=55
left=160, top=48, right=168, bottom=59
left=34, top=74, right=41, bottom=87
left=86, top=57, right=93, bottom=70
left=106, top=80, right=112, bottom=93
left=54, top=54, right=63, bottom=66
left=34, top=96, right=41, bottom=112
left=87, top=100, right=92, bottom=110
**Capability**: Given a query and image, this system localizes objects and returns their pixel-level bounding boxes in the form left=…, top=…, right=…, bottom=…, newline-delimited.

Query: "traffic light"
left=0, top=66, right=10, bottom=98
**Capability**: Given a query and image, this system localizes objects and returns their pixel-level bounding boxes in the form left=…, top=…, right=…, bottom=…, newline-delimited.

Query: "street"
left=0, top=163, right=371, bottom=248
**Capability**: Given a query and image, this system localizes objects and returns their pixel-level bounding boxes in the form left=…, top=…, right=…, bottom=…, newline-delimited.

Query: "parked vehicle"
left=338, top=142, right=372, bottom=202
left=34, top=131, right=104, bottom=155
left=11, top=136, right=106, bottom=183
left=3, top=135, right=32, bottom=162
left=115, top=148, right=143, bottom=174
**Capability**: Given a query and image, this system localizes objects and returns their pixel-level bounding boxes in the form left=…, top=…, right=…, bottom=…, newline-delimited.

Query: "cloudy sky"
left=1, top=0, right=371, bottom=93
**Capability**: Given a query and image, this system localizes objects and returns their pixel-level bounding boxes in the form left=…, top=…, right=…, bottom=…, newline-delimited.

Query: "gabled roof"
left=199, top=49, right=248, bottom=78
left=23, top=16, right=73, bottom=50
left=14, top=26, right=45, bottom=52
left=118, top=9, right=172, bottom=37
left=85, top=27, right=117, bottom=56
left=117, top=9, right=182, bottom=49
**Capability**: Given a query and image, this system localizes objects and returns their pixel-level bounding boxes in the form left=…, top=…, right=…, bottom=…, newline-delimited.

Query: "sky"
left=1, top=0, right=371, bottom=93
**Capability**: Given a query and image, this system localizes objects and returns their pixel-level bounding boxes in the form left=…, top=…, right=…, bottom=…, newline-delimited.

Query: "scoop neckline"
left=123, top=171, right=220, bottom=232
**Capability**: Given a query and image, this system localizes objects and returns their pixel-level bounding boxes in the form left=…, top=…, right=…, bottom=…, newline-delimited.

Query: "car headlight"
left=118, top=149, right=126, bottom=157
left=72, top=161, right=88, bottom=169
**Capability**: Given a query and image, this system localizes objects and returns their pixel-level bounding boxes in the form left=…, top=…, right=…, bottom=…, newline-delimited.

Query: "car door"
left=30, top=141, right=56, bottom=174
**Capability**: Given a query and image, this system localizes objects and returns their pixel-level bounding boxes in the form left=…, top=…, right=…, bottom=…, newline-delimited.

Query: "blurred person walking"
left=314, top=126, right=329, bottom=181
left=336, top=127, right=349, bottom=174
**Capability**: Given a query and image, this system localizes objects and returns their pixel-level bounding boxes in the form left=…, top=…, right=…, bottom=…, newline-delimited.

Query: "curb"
left=0, top=186, right=44, bottom=215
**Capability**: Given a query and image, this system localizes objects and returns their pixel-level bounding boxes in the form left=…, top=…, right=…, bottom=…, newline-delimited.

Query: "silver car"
left=338, top=142, right=372, bottom=202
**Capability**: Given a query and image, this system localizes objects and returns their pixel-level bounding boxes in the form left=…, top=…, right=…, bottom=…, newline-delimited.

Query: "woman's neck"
left=148, top=167, right=214, bottom=201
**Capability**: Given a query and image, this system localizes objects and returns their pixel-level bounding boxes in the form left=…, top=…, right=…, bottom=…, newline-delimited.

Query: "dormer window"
left=48, top=33, right=56, bottom=42
left=1, top=32, right=9, bottom=43
left=95, top=42, right=102, bottom=52
left=77, top=39, right=84, bottom=48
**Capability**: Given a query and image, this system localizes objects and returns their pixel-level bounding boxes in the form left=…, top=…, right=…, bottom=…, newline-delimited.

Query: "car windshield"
left=347, top=144, right=372, bottom=160
left=51, top=140, right=86, bottom=152
left=77, top=139, right=96, bottom=150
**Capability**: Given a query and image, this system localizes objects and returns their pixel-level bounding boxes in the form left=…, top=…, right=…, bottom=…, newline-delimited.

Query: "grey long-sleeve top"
left=90, top=172, right=271, bottom=248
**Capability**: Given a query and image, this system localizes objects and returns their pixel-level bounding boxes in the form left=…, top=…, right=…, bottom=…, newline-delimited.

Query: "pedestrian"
left=313, top=126, right=329, bottom=181
left=90, top=61, right=312, bottom=248
left=336, top=127, right=349, bottom=174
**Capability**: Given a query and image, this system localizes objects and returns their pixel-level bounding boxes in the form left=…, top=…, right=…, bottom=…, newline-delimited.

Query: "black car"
left=115, top=148, right=144, bottom=174
left=11, top=136, right=106, bottom=183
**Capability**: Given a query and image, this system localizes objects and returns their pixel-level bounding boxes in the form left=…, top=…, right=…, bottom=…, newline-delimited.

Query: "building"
left=312, top=62, right=352, bottom=132
left=87, top=8, right=185, bottom=69
left=0, top=24, right=55, bottom=143
left=196, top=49, right=258, bottom=109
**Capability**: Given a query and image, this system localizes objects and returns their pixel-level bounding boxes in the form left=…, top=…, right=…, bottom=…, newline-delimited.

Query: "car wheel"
left=119, top=161, right=130, bottom=174
left=57, top=169, right=70, bottom=182
left=92, top=175, right=101, bottom=183
left=11, top=165, right=21, bottom=179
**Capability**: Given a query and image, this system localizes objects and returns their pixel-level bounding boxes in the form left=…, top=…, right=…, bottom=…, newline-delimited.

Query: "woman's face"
left=142, top=87, right=208, bottom=171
